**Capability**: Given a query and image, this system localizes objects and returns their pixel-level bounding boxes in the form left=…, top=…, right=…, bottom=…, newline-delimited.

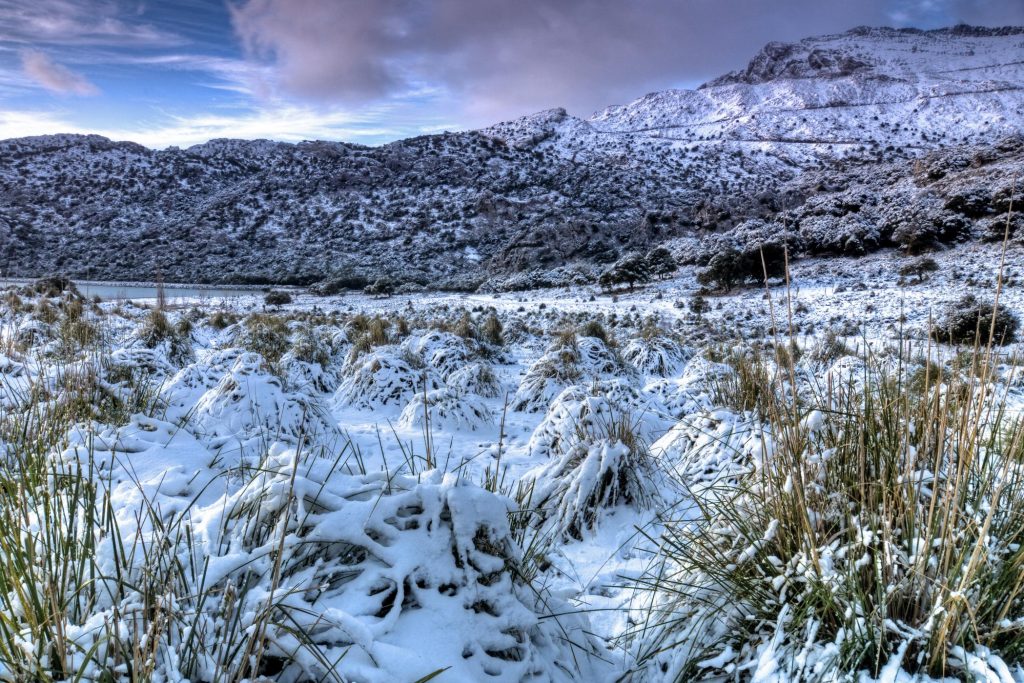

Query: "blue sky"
left=0, top=0, right=1020, bottom=147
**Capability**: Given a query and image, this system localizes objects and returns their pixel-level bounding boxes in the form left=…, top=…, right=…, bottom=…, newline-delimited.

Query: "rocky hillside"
left=1, top=26, right=1022, bottom=289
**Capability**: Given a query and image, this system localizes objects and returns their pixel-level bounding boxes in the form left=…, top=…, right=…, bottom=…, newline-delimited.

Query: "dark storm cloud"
left=229, top=0, right=1024, bottom=122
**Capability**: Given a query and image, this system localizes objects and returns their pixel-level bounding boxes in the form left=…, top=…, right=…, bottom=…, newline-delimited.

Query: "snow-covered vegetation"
left=4, top=239, right=1024, bottom=681
left=2, top=20, right=1024, bottom=683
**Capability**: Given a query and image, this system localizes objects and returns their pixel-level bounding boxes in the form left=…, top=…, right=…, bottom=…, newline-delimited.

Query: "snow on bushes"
left=399, top=387, right=495, bottom=432
left=133, top=309, right=195, bottom=366
left=45, top=429, right=602, bottom=682
left=649, top=409, right=765, bottom=493
left=447, top=361, right=503, bottom=398
left=513, top=333, right=627, bottom=412
left=161, top=348, right=244, bottom=420
left=235, top=312, right=291, bottom=363
left=797, top=212, right=882, bottom=256
left=400, top=330, right=472, bottom=381
left=14, top=316, right=51, bottom=348
left=278, top=324, right=348, bottom=393
left=193, top=455, right=601, bottom=682
left=528, top=423, right=658, bottom=540
left=528, top=381, right=672, bottom=460
left=190, top=351, right=340, bottom=461
left=643, top=355, right=732, bottom=418
left=334, top=348, right=441, bottom=410
left=526, top=382, right=667, bottom=538
left=106, top=347, right=176, bottom=382
left=621, top=334, right=687, bottom=377
left=279, top=354, right=339, bottom=394
left=576, top=335, right=623, bottom=376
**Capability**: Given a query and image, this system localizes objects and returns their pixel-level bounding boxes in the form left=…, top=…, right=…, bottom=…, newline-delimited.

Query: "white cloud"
left=118, top=52, right=276, bottom=98
left=0, top=104, right=409, bottom=148
left=0, top=0, right=181, bottom=47
left=20, top=49, right=99, bottom=95
left=116, top=106, right=404, bottom=147
left=0, top=109, right=87, bottom=138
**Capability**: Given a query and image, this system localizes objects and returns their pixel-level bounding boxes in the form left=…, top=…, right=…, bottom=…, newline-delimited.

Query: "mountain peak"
left=702, top=40, right=872, bottom=87
left=703, top=24, right=1024, bottom=88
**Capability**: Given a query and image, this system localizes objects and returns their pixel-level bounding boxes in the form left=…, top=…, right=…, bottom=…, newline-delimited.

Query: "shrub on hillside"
left=696, top=241, right=787, bottom=292
left=264, top=290, right=292, bottom=306
left=981, top=212, right=1024, bottom=243
left=890, top=208, right=969, bottom=254
left=364, top=276, right=395, bottom=297
left=645, top=246, right=677, bottom=279
left=30, top=276, right=78, bottom=299
left=897, top=256, right=939, bottom=283
left=598, top=253, right=651, bottom=291
left=932, top=295, right=1018, bottom=346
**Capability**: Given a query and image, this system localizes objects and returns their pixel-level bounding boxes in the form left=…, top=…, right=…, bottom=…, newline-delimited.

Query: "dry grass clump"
left=208, top=309, right=238, bottom=330
left=706, top=348, right=776, bottom=415
left=579, top=320, right=610, bottom=345
left=33, top=299, right=59, bottom=325
left=348, top=313, right=391, bottom=358
left=451, top=311, right=476, bottom=340
left=632, top=339, right=1024, bottom=680
left=482, top=312, right=504, bottom=346
left=553, top=327, right=578, bottom=351
left=57, top=317, right=99, bottom=356
left=138, top=308, right=175, bottom=346
left=808, top=328, right=856, bottom=366
left=637, top=317, right=669, bottom=341
left=136, top=309, right=193, bottom=365
left=1, top=290, right=23, bottom=314
left=46, top=295, right=102, bottom=357
left=289, top=326, right=332, bottom=366
left=238, top=313, right=291, bottom=364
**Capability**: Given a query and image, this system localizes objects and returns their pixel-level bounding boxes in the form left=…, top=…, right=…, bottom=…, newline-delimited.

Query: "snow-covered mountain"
left=489, top=26, right=1024, bottom=158
left=593, top=26, right=1024, bottom=146
left=2, top=26, right=1022, bottom=288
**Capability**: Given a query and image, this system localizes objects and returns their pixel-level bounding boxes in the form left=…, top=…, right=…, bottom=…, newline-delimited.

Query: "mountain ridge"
left=1, top=25, right=1022, bottom=289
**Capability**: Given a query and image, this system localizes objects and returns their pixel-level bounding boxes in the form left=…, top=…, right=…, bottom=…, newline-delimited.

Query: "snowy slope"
left=591, top=26, right=1024, bottom=149
left=0, top=26, right=1022, bottom=289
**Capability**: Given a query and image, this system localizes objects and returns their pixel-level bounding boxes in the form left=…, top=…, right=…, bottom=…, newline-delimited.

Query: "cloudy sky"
left=0, top=0, right=1020, bottom=147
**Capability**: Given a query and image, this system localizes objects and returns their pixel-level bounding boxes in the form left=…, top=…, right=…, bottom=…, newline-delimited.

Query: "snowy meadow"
left=3, top=244, right=1024, bottom=682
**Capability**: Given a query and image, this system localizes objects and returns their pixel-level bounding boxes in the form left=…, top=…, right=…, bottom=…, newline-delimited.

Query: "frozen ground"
left=2, top=242, right=1024, bottom=681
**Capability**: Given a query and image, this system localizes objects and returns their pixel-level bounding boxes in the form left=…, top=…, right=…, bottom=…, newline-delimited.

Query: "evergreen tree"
left=599, top=252, right=651, bottom=291
left=646, top=246, right=677, bottom=279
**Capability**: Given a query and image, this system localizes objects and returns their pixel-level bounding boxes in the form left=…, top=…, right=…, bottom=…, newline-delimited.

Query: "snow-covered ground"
left=2, top=243, right=1024, bottom=681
